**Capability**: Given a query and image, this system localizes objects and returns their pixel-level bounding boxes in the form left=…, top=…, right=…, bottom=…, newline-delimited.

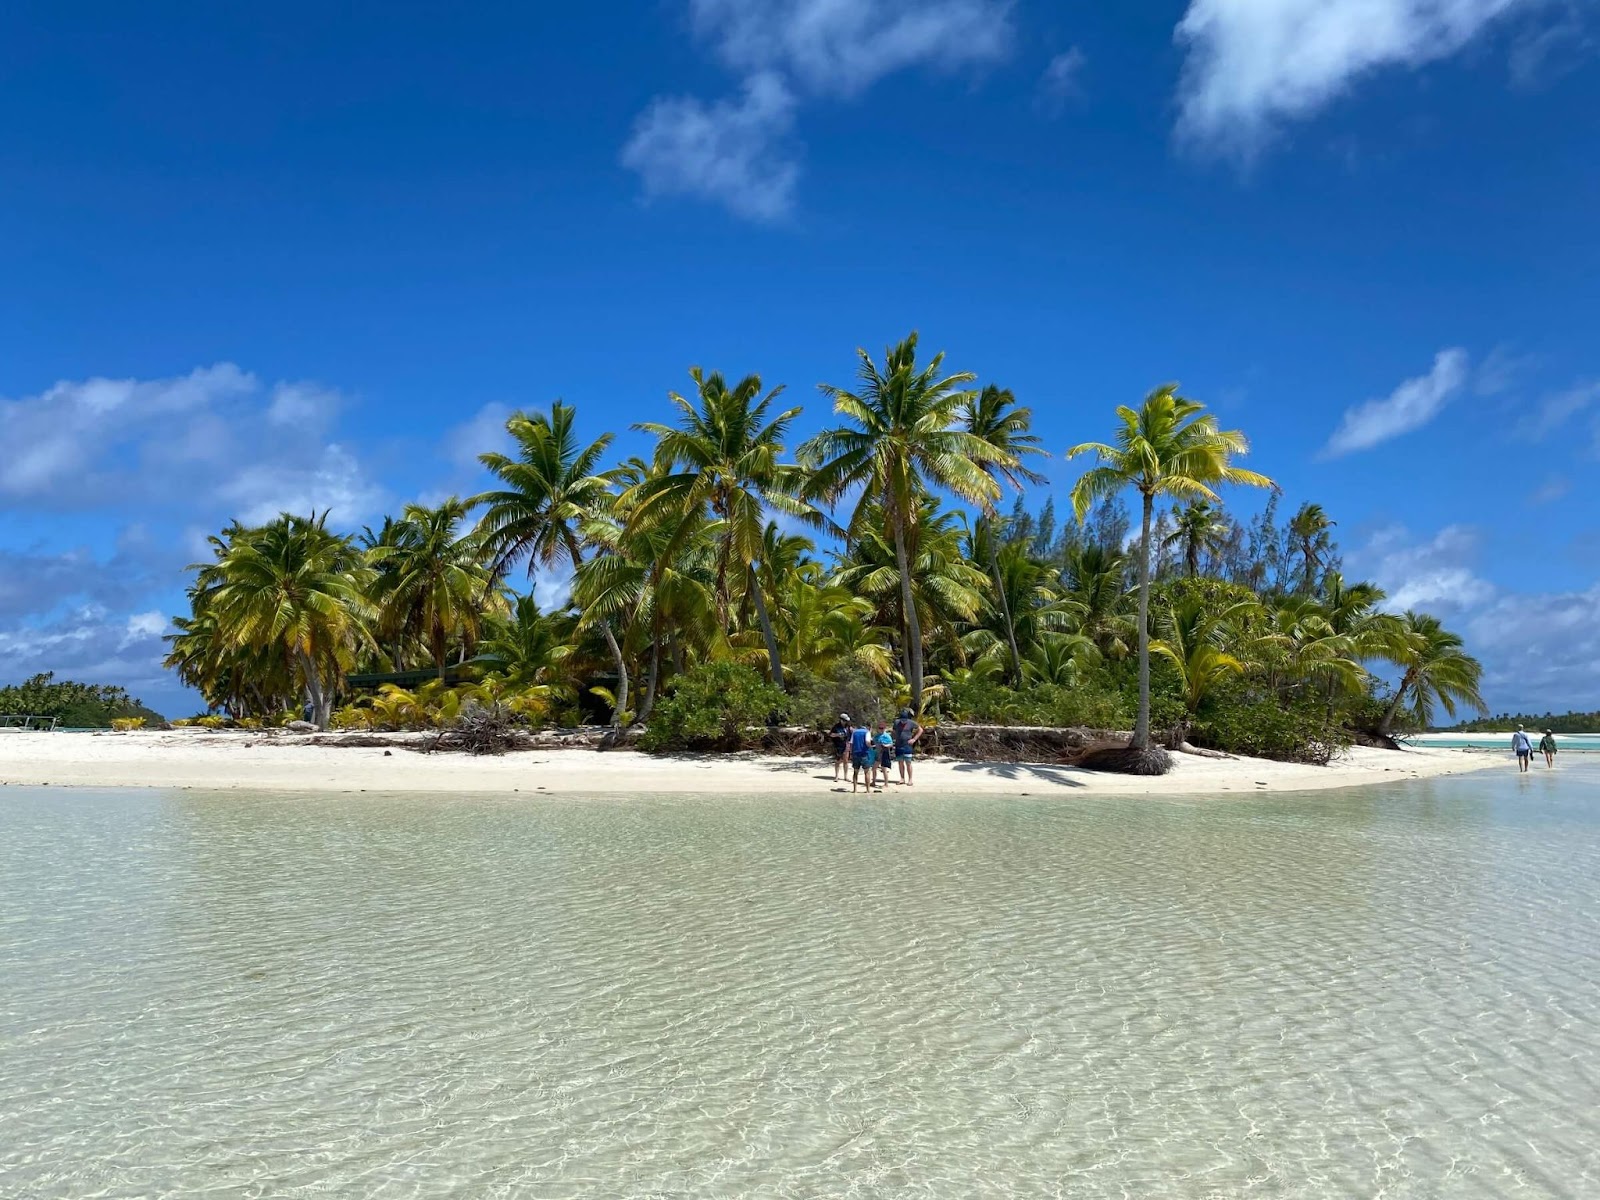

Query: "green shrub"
left=110, top=717, right=146, bottom=732
left=641, top=662, right=789, bottom=752
left=788, top=664, right=892, bottom=732
left=195, top=715, right=227, bottom=730
left=1193, top=698, right=1350, bottom=765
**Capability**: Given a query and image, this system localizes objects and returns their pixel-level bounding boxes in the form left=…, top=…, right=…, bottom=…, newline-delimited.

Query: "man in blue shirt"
left=849, top=722, right=875, bottom=793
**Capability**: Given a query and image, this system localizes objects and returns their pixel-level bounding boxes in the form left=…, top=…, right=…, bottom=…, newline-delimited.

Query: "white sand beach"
left=0, top=728, right=1505, bottom=797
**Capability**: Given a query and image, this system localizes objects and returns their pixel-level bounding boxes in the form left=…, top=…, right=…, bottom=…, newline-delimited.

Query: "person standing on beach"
left=1512, top=726, right=1533, bottom=773
left=893, top=708, right=923, bottom=786
left=875, top=721, right=894, bottom=787
left=829, top=714, right=851, bottom=782
left=1540, top=729, right=1557, bottom=768
left=849, top=722, right=875, bottom=793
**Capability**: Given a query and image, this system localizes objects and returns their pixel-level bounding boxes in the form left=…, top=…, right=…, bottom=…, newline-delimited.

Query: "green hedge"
left=639, top=662, right=789, bottom=752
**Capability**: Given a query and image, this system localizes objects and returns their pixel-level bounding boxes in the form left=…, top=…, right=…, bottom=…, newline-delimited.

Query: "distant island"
left=1439, top=712, right=1600, bottom=734
left=0, top=673, right=165, bottom=730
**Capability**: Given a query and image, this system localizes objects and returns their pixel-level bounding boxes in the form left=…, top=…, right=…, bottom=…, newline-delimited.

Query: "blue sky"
left=3, top=0, right=1598, bottom=717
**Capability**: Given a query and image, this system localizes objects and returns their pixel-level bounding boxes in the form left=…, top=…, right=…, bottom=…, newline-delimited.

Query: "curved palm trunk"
left=598, top=620, right=629, bottom=727
left=571, top=543, right=630, bottom=729
left=1134, top=492, right=1153, bottom=750
left=891, top=517, right=924, bottom=714
left=294, top=645, right=333, bottom=729
left=748, top=562, right=785, bottom=690
left=989, top=551, right=1023, bottom=687
left=1378, top=670, right=1416, bottom=735
left=639, top=634, right=661, bottom=722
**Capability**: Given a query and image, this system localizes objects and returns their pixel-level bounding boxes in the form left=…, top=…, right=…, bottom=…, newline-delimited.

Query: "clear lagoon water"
left=4, top=766, right=1600, bottom=1197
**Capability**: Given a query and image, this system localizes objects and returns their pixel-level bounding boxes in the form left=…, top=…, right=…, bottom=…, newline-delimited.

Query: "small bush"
left=1193, top=698, right=1350, bottom=765
left=788, top=664, right=891, bottom=732
left=328, top=705, right=373, bottom=731
left=641, top=662, right=789, bottom=752
left=194, top=715, right=227, bottom=730
left=237, top=716, right=264, bottom=730
left=110, top=717, right=146, bottom=732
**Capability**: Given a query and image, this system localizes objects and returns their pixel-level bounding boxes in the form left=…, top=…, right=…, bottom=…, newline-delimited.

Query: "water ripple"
left=3, top=770, right=1600, bottom=1197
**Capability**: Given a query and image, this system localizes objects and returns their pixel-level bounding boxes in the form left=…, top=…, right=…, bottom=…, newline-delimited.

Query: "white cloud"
left=217, top=444, right=387, bottom=526
left=621, top=74, right=800, bottom=222
left=1525, top=379, right=1600, bottom=439
left=1356, top=523, right=1495, bottom=615
left=1323, top=348, right=1469, bottom=456
left=624, top=0, right=1013, bottom=220
left=1467, top=583, right=1600, bottom=712
left=0, top=364, right=383, bottom=522
left=689, top=0, right=1013, bottom=94
left=1037, top=48, right=1087, bottom=115
left=1174, top=0, right=1545, bottom=155
left=1529, top=475, right=1571, bottom=506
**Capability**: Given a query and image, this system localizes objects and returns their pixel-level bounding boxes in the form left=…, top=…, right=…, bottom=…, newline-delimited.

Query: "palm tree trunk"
left=1378, top=670, right=1415, bottom=735
left=989, top=551, right=1023, bottom=687
left=599, top=620, right=629, bottom=727
left=1134, top=492, right=1153, bottom=750
left=640, top=633, right=661, bottom=721
left=891, top=516, right=924, bottom=714
left=295, top=645, right=331, bottom=729
left=748, top=562, right=785, bottom=690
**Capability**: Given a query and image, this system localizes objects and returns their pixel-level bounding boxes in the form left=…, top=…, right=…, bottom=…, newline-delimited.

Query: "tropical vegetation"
left=161, top=333, right=1487, bottom=766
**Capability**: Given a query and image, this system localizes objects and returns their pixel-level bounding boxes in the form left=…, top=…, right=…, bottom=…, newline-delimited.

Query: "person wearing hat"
left=828, top=714, right=851, bottom=783
left=892, top=708, right=923, bottom=785
left=1511, top=726, right=1533, bottom=773
left=1540, top=729, right=1558, bottom=768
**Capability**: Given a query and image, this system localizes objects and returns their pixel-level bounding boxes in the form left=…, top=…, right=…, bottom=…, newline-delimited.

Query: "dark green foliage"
left=944, top=676, right=1129, bottom=730
left=640, top=662, right=789, bottom=752
left=788, top=665, right=892, bottom=733
left=1442, top=711, right=1600, bottom=733
left=0, top=673, right=164, bottom=728
left=1193, top=698, right=1349, bottom=765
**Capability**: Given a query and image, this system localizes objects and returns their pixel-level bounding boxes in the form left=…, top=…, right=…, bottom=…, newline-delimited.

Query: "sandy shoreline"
left=0, top=729, right=1506, bottom=797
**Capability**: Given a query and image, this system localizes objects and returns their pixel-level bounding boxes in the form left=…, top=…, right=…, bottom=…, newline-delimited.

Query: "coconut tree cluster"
left=165, top=333, right=1485, bottom=761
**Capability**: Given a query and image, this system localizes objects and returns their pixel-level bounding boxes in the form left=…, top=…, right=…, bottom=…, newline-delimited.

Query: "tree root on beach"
left=1077, top=744, right=1174, bottom=775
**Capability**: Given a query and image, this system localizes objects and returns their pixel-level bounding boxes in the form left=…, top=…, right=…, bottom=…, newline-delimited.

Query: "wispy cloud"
left=1528, top=475, right=1571, bottom=506
left=621, top=74, right=800, bottom=223
left=1174, top=0, right=1551, bottom=157
left=689, top=0, right=1013, bottom=93
left=623, top=0, right=1014, bottom=220
left=0, top=364, right=383, bottom=521
left=1524, top=379, right=1600, bottom=440
left=1036, top=48, right=1087, bottom=116
left=1323, top=348, right=1470, bottom=457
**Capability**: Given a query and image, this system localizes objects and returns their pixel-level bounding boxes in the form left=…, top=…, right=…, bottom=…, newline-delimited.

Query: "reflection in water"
left=4, top=770, right=1600, bottom=1197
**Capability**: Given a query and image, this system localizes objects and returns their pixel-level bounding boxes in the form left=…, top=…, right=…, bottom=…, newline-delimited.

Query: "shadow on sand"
left=949, top=761, right=1088, bottom=788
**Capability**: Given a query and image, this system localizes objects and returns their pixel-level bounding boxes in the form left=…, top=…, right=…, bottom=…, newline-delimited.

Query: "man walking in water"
left=1512, top=726, right=1533, bottom=773
left=1540, top=729, right=1558, bottom=768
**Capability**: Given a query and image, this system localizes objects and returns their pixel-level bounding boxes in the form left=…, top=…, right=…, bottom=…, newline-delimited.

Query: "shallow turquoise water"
left=4, top=766, right=1600, bottom=1197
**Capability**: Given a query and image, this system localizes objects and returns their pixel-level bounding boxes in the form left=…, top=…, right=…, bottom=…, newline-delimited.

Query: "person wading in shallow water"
left=1512, top=726, right=1533, bottom=773
left=1540, top=729, right=1558, bottom=768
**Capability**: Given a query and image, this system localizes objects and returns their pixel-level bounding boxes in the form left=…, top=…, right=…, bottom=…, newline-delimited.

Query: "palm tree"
left=204, top=513, right=373, bottom=728
left=626, top=367, right=819, bottom=688
left=1068, top=385, right=1273, bottom=752
left=1288, top=502, right=1336, bottom=595
left=1152, top=595, right=1250, bottom=719
left=1379, top=612, right=1487, bottom=735
left=1162, top=500, right=1230, bottom=578
left=367, top=498, right=504, bottom=679
left=961, top=384, right=1049, bottom=685
left=1060, top=543, right=1132, bottom=658
left=474, top=402, right=631, bottom=726
left=801, top=333, right=1012, bottom=714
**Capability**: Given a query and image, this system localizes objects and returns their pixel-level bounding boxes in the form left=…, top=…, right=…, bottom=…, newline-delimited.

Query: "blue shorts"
left=895, top=745, right=913, bottom=760
left=852, top=753, right=870, bottom=769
